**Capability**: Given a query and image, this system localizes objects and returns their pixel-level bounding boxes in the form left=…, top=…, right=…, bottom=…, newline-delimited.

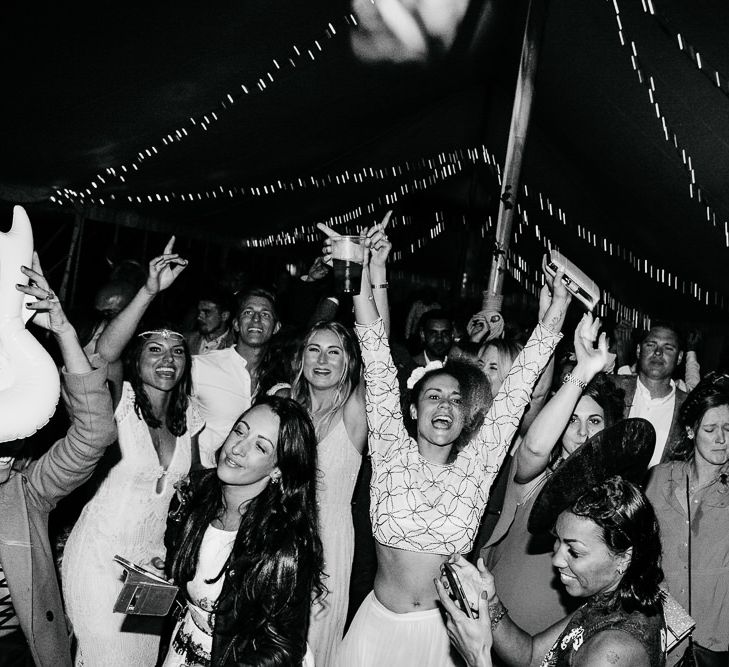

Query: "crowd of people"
left=2, top=210, right=728, bottom=667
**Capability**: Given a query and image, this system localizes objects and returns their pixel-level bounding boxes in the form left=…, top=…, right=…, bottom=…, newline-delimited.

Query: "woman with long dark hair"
left=290, top=320, right=367, bottom=666
left=646, top=374, right=729, bottom=664
left=62, top=241, right=202, bottom=666
left=161, top=395, right=324, bottom=666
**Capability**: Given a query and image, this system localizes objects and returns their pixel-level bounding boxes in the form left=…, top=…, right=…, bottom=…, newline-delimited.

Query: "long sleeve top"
left=355, top=318, right=561, bottom=555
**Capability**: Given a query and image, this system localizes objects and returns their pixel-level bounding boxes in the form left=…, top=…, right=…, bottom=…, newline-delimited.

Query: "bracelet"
left=562, top=373, right=587, bottom=390
left=370, top=283, right=389, bottom=290
left=488, top=600, right=508, bottom=630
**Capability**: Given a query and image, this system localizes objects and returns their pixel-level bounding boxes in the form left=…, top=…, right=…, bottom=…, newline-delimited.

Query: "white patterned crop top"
left=355, top=318, right=561, bottom=556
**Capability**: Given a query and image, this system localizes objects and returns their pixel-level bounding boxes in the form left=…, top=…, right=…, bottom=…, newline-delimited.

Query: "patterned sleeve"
left=355, top=318, right=410, bottom=467
left=473, top=322, right=562, bottom=468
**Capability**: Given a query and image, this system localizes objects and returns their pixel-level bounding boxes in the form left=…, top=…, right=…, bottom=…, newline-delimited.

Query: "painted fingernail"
left=481, top=591, right=489, bottom=600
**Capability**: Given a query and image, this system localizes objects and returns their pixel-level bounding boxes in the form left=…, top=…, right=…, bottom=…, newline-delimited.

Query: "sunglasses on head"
left=138, top=329, right=184, bottom=341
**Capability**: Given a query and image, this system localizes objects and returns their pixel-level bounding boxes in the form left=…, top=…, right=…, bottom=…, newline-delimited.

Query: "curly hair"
left=671, top=373, right=729, bottom=461
left=570, top=475, right=664, bottom=614
left=405, top=360, right=492, bottom=455
left=124, top=328, right=192, bottom=436
left=170, top=396, right=324, bottom=665
left=290, top=321, right=361, bottom=440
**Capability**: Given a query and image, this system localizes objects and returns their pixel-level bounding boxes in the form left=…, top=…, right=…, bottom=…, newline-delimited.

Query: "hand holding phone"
left=441, top=562, right=475, bottom=619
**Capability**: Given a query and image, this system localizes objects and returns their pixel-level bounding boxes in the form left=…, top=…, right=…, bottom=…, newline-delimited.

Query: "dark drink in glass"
left=331, top=236, right=365, bottom=294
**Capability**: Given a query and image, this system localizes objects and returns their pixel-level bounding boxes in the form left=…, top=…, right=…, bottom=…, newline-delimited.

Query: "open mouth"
left=155, top=366, right=177, bottom=378
left=247, top=327, right=263, bottom=334
left=313, top=368, right=331, bottom=376
left=431, top=415, right=453, bottom=429
left=0, top=457, right=13, bottom=467
left=223, top=456, right=242, bottom=468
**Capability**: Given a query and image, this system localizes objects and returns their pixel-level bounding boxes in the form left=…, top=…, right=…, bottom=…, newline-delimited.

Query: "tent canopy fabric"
left=2, top=0, right=728, bottom=322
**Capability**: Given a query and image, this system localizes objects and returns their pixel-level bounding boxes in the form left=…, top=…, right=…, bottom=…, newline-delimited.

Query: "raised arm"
left=516, top=313, right=608, bottom=483
left=19, top=252, right=91, bottom=374
left=341, top=214, right=393, bottom=451
left=17, top=255, right=116, bottom=510
left=97, top=237, right=187, bottom=363
left=474, top=269, right=571, bottom=464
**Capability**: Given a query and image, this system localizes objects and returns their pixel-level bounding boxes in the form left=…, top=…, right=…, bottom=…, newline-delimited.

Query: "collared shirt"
left=646, top=460, right=729, bottom=652
left=628, top=377, right=676, bottom=467
left=192, top=348, right=252, bottom=468
left=187, top=328, right=235, bottom=356
left=422, top=350, right=447, bottom=366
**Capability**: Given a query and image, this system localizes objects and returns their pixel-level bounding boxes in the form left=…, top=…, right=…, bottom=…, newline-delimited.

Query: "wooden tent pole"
left=484, top=0, right=549, bottom=307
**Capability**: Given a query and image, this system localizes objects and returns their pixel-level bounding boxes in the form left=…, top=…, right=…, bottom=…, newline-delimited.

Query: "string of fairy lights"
left=49, top=11, right=358, bottom=206
left=45, top=2, right=726, bottom=320
left=607, top=0, right=729, bottom=247
left=638, top=0, right=729, bottom=101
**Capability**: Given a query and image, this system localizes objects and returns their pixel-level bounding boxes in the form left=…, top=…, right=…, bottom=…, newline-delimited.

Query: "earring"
left=617, top=566, right=625, bottom=575
left=270, top=473, right=280, bottom=485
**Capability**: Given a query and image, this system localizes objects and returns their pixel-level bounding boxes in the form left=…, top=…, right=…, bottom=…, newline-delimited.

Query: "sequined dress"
left=63, top=382, right=203, bottom=667
left=539, top=592, right=665, bottom=667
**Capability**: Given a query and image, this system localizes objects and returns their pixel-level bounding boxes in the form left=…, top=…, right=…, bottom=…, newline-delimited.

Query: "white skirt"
left=335, top=591, right=461, bottom=667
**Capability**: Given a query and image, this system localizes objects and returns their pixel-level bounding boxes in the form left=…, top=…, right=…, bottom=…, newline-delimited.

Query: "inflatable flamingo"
left=0, top=206, right=60, bottom=442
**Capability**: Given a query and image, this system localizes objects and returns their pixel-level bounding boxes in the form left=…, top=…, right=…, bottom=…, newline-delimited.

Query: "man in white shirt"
left=192, top=287, right=282, bottom=467
left=611, top=324, right=687, bottom=465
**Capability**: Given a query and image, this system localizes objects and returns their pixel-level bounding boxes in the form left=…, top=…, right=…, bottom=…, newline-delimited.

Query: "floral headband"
left=406, top=360, right=444, bottom=390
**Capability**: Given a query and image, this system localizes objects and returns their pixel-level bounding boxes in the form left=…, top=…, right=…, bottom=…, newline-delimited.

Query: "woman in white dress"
left=62, top=241, right=200, bottom=666
left=291, top=320, right=367, bottom=666
left=161, top=395, right=323, bottom=666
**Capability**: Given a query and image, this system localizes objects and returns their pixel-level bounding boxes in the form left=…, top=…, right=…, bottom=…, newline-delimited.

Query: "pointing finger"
left=316, top=223, right=340, bottom=239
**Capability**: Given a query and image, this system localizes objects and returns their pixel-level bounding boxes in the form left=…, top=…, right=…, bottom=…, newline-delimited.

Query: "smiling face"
left=552, top=511, right=630, bottom=598
left=477, top=345, right=503, bottom=395
left=690, top=403, right=729, bottom=469
left=302, top=329, right=346, bottom=391
left=234, top=295, right=280, bottom=348
left=217, top=404, right=280, bottom=488
left=637, top=326, right=683, bottom=382
left=137, top=335, right=187, bottom=392
left=410, top=372, right=466, bottom=448
left=561, top=395, right=606, bottom=458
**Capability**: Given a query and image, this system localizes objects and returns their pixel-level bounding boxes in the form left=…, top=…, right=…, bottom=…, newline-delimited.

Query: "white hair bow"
left=407, top=360, right=444, bottom=390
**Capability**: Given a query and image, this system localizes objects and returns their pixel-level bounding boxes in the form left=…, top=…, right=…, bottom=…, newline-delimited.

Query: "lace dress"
left=307, top=418, right=361, bottom=667
left=162, top=524, right=236, bottom=667
left=62, top=382, right=203, bottom=667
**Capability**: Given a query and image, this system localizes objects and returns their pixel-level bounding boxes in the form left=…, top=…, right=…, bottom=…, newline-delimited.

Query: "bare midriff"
left=373, top=542, right=451, bottom=613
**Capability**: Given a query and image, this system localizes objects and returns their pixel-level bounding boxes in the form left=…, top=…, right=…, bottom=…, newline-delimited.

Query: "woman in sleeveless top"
left=437, top=475, right=666, bottom=666
left=63, top=242, right=199, bottom=666
left=291, top=320, right=367, bottom=666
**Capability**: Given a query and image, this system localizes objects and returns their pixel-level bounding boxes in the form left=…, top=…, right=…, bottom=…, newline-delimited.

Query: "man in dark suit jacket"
left=610, top=324, right=687, bottom=464
left=411, top=309, right=454, bottom=367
